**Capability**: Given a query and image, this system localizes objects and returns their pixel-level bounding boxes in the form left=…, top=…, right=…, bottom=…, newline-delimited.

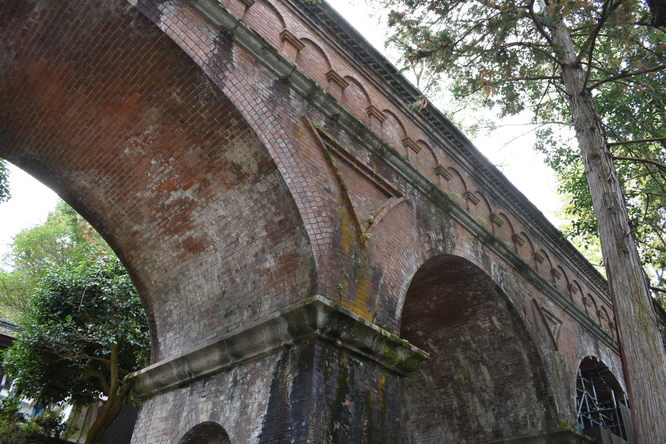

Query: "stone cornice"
left=131, top=295, right=429, bottom=398
left=284, top=0, right=608, bottom=294
left=187, top=0, right=616, bottom=346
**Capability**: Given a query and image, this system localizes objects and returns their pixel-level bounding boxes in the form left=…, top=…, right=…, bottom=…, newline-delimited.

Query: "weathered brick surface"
left=0, top=0, right=628, bottom=442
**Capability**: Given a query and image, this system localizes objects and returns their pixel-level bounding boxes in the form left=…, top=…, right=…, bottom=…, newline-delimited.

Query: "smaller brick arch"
left=598, top=306, right=611, bottom=333
left=467, top=190, right=492, bottom=228
left=341, top=76, right=371, bottom=121
left=491, top=211, right=515, bottom=247
left=570, top=280, right=585, bottom=309
left=415, top=139, right=438, bottom=181
left=224, top=0, right=252, bottom=17
left=583, top=294, right=599, bottom=323
left=243, top=1, right=286, bottom=49
left=513, top=231, right=536, bottom=266
left=550, top=264, right=569, bottom=295
left=381, top=109, right=408, bottom=156
left=534, top=248, right=554, bottom=280
left=295, top=38, right=331, bottom=85
left=442, top=166, right=469, bottom=206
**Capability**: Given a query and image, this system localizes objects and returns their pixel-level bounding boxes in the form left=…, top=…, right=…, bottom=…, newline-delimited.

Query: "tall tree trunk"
left=84, top=343, right=128, bottom=444
left=552, top=22, right=666, bottom=443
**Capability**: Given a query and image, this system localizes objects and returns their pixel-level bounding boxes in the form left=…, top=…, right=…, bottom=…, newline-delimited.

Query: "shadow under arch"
left=0, top=0, right=315, bottom=362
left=178, top=421, right=230, bottom=444
left=399, top=254, right=557, bottom=442
left=575, top=356, right=631, bottom=441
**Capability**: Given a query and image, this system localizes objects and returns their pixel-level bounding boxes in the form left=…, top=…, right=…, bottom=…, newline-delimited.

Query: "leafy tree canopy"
left=0, top=199, right=149, bottom=444
left=0, top=201, right=112, bottom=319
left=381, top=0, right=666, bottom=438
left=2, top=255, right=149, bottom=444
left=384, top=0, right=665, bottom=288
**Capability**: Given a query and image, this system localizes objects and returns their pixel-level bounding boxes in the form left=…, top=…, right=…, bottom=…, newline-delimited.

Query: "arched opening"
left=179, top=421, right=230, bottom=444
left=576, top=356, right=630, bottom=441
left=399, top=255, right=556, bottom=442
left=0, top=0, right=314, bottom=363
left=0, top=162, right=147, bottom=443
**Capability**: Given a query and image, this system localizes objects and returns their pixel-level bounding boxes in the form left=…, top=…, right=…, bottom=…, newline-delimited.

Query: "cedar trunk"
left=552, top=23, right=666, bottom=443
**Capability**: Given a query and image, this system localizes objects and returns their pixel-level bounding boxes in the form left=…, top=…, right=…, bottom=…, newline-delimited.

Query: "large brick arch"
left=399, top=254, right=557, bottom=442
left=0, top=0, right=315, bottom=361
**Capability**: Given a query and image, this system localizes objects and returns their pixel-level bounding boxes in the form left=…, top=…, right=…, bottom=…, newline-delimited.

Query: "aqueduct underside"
left=0, top=0, right=630, bottom=442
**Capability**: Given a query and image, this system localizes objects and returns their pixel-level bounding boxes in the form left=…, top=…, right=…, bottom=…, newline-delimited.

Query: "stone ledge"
left=130, top=295, right=429, bottom=398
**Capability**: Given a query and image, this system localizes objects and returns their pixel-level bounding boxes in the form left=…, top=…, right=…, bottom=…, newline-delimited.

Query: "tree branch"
left=84, top=367, right=110, bottom=393
left=590, top=64, right=666, bottom=89
left=612, top=156, right=666, bottom=172
left=608, top=137, right=666, bottom=147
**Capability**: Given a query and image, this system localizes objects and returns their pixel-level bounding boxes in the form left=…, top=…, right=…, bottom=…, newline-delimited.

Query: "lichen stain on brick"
left=0, top=0, right=628, bottom=442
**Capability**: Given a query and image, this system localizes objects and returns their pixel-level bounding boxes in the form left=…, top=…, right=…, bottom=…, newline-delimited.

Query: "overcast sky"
left=0, top=0, right=563, bottom=259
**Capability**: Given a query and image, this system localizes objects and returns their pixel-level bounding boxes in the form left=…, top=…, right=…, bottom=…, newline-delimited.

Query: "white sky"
left=0, top=0, right=563, bottom=258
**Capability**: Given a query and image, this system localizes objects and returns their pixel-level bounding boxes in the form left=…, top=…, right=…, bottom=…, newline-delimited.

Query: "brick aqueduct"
left=0, top=0, right=631, bottom=442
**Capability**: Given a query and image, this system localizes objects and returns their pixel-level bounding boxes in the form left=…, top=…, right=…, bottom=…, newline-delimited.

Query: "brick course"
left=0, top=0, right=626, bottom=442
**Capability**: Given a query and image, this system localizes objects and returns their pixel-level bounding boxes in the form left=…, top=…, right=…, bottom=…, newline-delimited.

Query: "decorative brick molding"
left=551, top=268, right=562, bottom=279
left=280, top=29, right=305, bottom=51
left=402, top=137, right=421, bottom=154
left=366, top=104, right=386, bottom=123
left=239, top=0, right=255, bottom=6
left=489, top=212, right=504, bottom=227
left=464, top=190, right=480, bottom=205
left=325, top=69, right=348, bottom=90
left=131, top=295, right=428, bottom=398
left=568, top=283, right=578, bottom=294
left=512, top=233, right=526, bottom=247
left=434, top=165, right=452, bottom=180
left=533, top=252, right=545, bottom=264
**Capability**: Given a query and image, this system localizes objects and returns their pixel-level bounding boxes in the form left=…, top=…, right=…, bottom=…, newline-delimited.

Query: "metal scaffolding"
left=576, top=367, right=629, bottom=440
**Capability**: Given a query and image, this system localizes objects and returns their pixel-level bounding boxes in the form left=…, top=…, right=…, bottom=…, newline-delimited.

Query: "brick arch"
left=552, top=264, right=570, bottom=296
left=243, top=0, right=286, bottom=48
left=295, top=38, right=331, bottom=86
left=535, top=248, right=554, bottom=280
left=467, top=190, right=492, bottom=227
left=361, top=201, right=445, bottom=330
left=399, top=254, right=558, bottom=442
left=574, top=356, right=629, bottom=440
left=415, top=139, right=438, bottom=181
left=381, top=109, right=408, bottom=156
left=584, top=294, right=599, bottom=323
left=443, top=166, right=469, bottom=206
left=341, top=75, right=371, bottom=120
left=492, top=211, right=516, bottom=247
left=570, top=280, right=586, bottom=309
left=514, top=231, right=536, bottom=266
left=0, top=0, right=316, bottom=362
left=598, top=305, right=612, bottom=333
left=176, top=421, right=230, bottom=444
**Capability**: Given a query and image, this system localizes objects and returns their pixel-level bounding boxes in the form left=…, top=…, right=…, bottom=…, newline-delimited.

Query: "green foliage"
left=0, top=201, right=112, bottom=319
left=383, top=0, right=665, bottom=286
left=0, top=160, right=9, bottom=203
left=2, top=255, right=150, bottom=407
left=0, top=397, right=67, bottom=444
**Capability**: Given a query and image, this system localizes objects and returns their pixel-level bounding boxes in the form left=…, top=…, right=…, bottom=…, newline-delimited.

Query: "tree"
left=0, top=201, right=111, bottom=319
left=2, top=256, right=150, bottom=444
left=383, top=0, right=665, bottom=441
